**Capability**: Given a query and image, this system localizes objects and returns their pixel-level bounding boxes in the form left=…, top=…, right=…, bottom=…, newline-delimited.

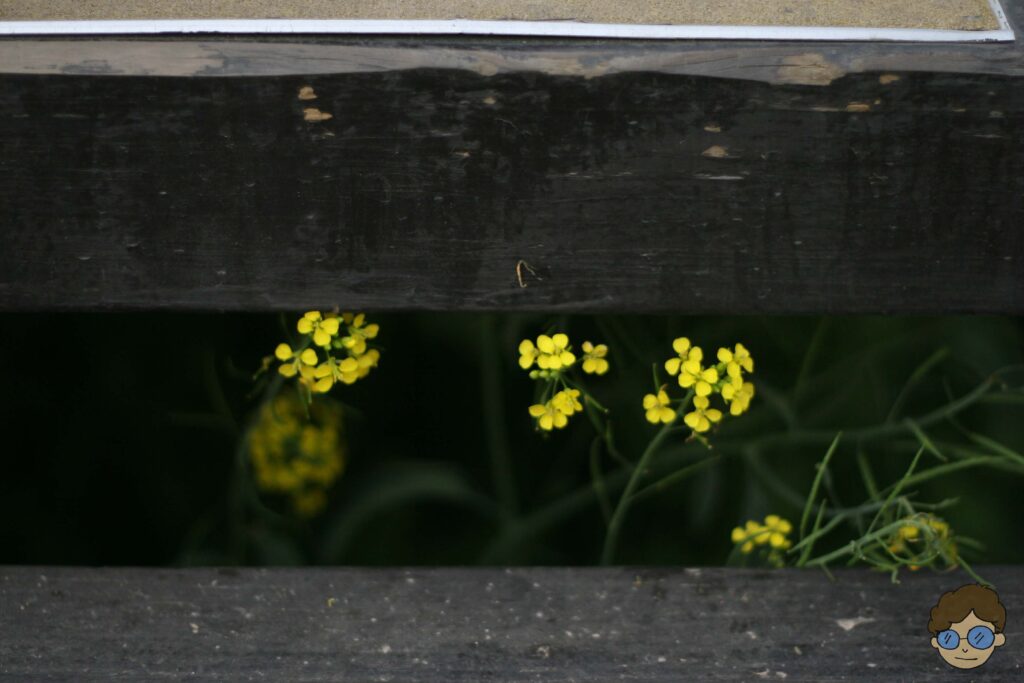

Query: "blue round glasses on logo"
left=937, top=625, right=996, bottom=650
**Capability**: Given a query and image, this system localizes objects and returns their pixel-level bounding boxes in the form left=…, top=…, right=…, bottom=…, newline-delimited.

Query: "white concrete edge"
left=0, top=0, right=1015, bottom=42
left=988, top=0, right=1015, bottom=32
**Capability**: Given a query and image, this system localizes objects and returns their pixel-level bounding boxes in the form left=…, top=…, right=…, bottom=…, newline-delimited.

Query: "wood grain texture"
left=1, top=7, right=1024, bottom=313
left=1, top=566, right=1022, bottom=681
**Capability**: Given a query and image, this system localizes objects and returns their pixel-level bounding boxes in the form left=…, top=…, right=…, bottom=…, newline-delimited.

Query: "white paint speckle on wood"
left=836, top=617, right=875, bottom=631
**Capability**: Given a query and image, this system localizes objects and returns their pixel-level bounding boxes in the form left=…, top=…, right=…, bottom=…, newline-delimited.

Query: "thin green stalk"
left=866, top=446, right=924, bottom=537
left=804, top=518, right=909, bottom=567
left=797, top=500, right=827, bottom=566
left=755, top=381, right=798, bottom=430
left=480, top=315, right=518, bottom=516
left=963, top=432, right=1024, bottom=468
left=789, top=497, right=958, bottom=558
left=600, top=420, right=680, bottom=565
left=886, top=347, right=949, bottom=422
left=793, top=317, right=829, bottom=400
left=857, top=450, right=881, bottom=502
left=578, top=392, right=632, bottom=471
left=878, top=454, right=1006, bottom=494
left=957, top=556, right=989, bottom=587
left=800, top=432, right=842, bottom=540
left=590, top=437, right=612, bottom=525
left=721, top=377, right=993, bottom=450
left=741, top=446, right=806, bottom=510
left=905, top=419, right=948, bottom=462
left=478, top=437, right=700, bottom=563
left=630, top=455, right=718, bottom=505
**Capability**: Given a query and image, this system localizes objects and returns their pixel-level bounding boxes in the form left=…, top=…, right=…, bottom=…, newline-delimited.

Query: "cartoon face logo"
left=929, top=584, right=1006, bottom=670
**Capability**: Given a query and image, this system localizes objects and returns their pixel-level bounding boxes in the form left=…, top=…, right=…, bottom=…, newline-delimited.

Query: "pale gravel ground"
left=0, top=0, right=1001, bottom=30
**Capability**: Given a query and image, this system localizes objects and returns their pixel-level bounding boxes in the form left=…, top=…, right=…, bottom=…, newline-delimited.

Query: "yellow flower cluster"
left=886, top=514, right=958, bottom=571
left=520, top=333, right=574, bottom=372
left=731, top=515, right=793, bottom=567
left=528, top=389, right=583, bottom=431
left=248, top=392, right=345, bottom=517
left=519, top=332, right=609, bottom=432
left=646, top=337, right=755, bottom=433
left=273, top=311, right=380, bottom=396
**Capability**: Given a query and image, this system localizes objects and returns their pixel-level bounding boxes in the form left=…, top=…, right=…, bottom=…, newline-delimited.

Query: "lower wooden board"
left=1, top=566, right=1022, bottom=681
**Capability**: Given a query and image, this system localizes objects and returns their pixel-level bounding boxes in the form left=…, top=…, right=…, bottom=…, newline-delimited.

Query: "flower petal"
left=672, top=337, right=690, bottom=355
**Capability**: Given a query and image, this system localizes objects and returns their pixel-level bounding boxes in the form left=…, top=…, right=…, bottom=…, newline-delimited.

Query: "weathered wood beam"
left=1, top=566, right=1021, bottom=681
left=1, top=13, right=1023, bottom=312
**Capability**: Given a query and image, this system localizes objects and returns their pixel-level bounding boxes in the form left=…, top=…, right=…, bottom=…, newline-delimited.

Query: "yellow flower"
left=731, top=520, right=765, bottom=553
left=310, top=356, right=363, bottom=393
left=642, top=390, right=676, bottom=424
left=664, top=337, right=700, bottom=376
left=718, top=343, right=754, bottom=379
left=518, top=339, right=539, bottom=370
left=722, top=380, right=755, bottom=416
left=885, top=514, right=958, bottom=570
left=275, top=344, right=318, bottom=378
left=683, top=395, right=722, bottom=433
left=763, top=515, right=793, bottom=548
left=679, top=358, right=718, bottom=397
left=580, top=341, right=609, bottom=375
left=248, top=393, right=345, bottom=517
left=536, top=333, right=576, bottom=370
left=731, top=515, right=793, bottom=555
left=529, top=401, right=569, bottom=430
left=551, top=389, right=583, bottom=416
left=355, top=348, right=380, bottom=380
left=297, top=311, right=341, bottom=348
left=337, top=312, right=379, bottom=355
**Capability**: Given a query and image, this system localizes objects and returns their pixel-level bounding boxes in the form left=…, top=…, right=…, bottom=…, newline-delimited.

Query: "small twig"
left=515, top=259, right=540, bottom=288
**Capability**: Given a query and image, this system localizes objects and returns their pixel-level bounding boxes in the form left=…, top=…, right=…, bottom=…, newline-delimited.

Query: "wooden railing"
left=2, top=4, right=1023, bottom=680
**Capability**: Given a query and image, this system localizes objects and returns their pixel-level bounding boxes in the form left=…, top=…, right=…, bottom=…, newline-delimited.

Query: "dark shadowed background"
left=1, top=313, right=1022, bottom=568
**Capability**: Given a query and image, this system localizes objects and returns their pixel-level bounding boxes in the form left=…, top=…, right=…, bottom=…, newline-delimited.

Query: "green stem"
left=719, top=377, right=994, bottom=449
left=793, top=317, right=829, bottom=400
left=804, top=519, right=908, bottom=567
left=630, top=454, right=717, bottom=504
left=886, top=347, right=949, bottom=423
left=799, top=432, right=842, bottom=540
left=480, top=315, right=518, bottom=516
left=600, top=418, right=681, bottom=565
left=866, top=446, right=924, bottom=537
left=590, top=437, right=612, bottom=525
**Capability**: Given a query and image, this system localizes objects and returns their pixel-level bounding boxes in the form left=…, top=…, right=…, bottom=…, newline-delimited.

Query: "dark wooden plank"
left=1, top=566, right=1022, bottom=681
left=2, top=9, right=1024, bottom=313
